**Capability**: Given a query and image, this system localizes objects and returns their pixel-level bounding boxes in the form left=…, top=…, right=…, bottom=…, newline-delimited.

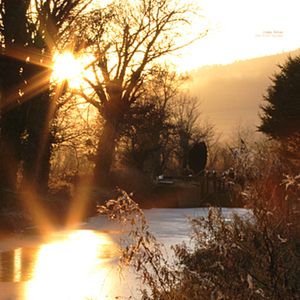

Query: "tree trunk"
left=0, top=0, right=30, bottom=205
left=21, top=93, right=54, bottom=194
left=94, top=120, right=118, bottom=187
left=0, top=107, right=26, bottom=207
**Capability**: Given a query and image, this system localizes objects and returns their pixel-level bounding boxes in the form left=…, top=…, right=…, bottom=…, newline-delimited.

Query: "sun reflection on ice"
left=25, top=230, right=120, bottom=300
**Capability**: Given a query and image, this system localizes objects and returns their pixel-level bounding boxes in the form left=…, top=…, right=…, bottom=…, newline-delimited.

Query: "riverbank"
left=0, top=178, right=243, bottom=235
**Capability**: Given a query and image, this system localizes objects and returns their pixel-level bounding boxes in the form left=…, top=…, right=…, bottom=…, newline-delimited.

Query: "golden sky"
left=174, top=0, right=300, bottom=71
left=91, top=0, right=300, bottom=71
left=54, top=0, right=299, bottom=139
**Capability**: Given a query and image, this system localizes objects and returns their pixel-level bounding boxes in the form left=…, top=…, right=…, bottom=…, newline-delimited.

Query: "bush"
left=98, top=174, right=300, bottom=300
left=98, top=190, right=177, bottom=298
left=172, top=174, right=300, bottom=300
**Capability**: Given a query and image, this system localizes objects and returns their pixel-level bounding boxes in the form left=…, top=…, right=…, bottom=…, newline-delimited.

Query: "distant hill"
left=188, top=49, right=300, bottom=139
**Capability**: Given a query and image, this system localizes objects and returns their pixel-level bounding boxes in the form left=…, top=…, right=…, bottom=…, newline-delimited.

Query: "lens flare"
left=52, top=52, right=84, bottom=88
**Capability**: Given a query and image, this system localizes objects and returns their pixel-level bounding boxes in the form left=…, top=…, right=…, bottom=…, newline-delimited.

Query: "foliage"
left=259, top=55, right=300, bottom=140
left=119, top=67, right=181, bottom=176
left=118, top=67, right=214, bottom=178
left=173, top=210, right=299, bottom=299
left=98, top=190, right=178, bottom=299
left=259, top=55, right=300, bottom=173
left=172, top=173, right=300, bottom=300
left=172, top=93, right=214, bottom=174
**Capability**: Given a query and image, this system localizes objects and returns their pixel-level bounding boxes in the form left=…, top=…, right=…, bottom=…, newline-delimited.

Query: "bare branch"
left=83, top=76, right=107, bottom=105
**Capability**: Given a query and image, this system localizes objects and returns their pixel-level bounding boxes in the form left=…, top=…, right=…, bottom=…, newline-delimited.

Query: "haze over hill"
left=188, top=49, right=300, bottom=140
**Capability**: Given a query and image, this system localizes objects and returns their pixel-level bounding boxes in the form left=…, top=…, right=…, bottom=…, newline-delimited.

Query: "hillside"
left=188, top=49, right=300, bottom=139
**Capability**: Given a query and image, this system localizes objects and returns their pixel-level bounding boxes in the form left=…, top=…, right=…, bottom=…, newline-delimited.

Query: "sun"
left=52, top=51, right=84, bottom=88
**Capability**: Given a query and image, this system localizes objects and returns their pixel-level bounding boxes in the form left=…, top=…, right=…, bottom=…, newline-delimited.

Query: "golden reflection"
left=13, top=248, right=22, bottom=282
left=25, top=230, right=120, bottom=300
left=0, top=253, right=2, bottom=280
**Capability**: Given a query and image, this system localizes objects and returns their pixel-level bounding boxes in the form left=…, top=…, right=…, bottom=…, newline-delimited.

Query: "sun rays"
left=52, top=51, right=85, bottom=88
left=0, top=43, right=92, bottom=233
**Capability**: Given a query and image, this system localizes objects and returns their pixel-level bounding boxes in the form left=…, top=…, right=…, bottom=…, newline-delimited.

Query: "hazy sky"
left=174, top=0, right=300, bottom=71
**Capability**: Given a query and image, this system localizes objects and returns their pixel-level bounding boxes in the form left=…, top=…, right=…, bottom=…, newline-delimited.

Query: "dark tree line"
left=119, top=68, right=211, bottom=178
left=0, top=0, right=91, bottom=206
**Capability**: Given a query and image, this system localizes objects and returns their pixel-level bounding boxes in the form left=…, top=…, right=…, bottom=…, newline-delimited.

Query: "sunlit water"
left=0, top=208, right=249, bottom=300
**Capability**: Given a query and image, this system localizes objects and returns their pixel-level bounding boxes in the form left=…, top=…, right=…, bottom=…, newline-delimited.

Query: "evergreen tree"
left=260, top=55, right=300, bottom=139
left=259, top=55, right=300, bottom=172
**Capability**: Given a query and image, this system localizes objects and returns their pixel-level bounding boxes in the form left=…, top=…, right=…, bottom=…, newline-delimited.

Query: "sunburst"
left=52, top=51, right=85, bottom=88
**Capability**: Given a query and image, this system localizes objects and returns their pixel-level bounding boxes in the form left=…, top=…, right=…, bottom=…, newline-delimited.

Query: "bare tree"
left=119, top=66, right=181, bottom=177
left=75, top=0, right=205, bottom=185
left=172, top=93, right=214, bottom=174
left=50, top=94, right=99, bottom=186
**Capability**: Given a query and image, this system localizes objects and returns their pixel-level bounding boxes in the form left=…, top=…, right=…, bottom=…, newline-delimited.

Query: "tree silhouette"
left=0, top=0, right=32, bottom=202
left=120, top=67, right=179, bottom=176
left=259, top=55, right=300, bottom=171
left=260, top=56, right=300, bottom=139
left=172, top=93, right=213, bottom=174
left=0, top=0, right=91, bottom=200
left=188, top=142, right=207, bottom=175
left=75, top=0, right=206, bottom=186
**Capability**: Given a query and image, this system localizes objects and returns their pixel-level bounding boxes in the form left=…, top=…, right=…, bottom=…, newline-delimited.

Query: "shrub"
left=98, top=175, right=300, bottom=299
left=172, top=174, right=300, bottom=300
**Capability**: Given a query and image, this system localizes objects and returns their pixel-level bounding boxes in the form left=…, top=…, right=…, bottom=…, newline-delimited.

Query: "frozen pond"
left=0, top=207, right=249, bottom=300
